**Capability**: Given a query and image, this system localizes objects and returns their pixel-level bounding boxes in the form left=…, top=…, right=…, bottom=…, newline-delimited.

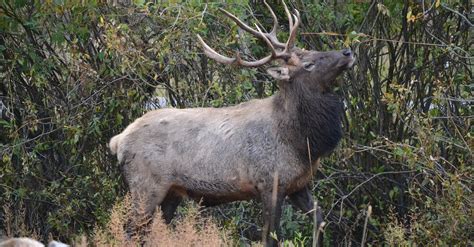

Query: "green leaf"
left=0, top=119, right=10, bottom=127
left=133, top=0, right=145, bottom=6
left=17, top=187, right=27, bottom=198
left=97, top=52, right=105, bottom=61
left=54, top=0, right=65, bottom=5
left=14, top=0, right=27, bottom=8
left=51, top=32, right=65, bottom=44
left=389, top=187, right=399, bottom=200
left=393, top=147, right=404, bottom=157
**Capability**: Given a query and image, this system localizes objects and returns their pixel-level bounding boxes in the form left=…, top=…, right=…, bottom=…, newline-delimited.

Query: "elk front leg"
left=288, top=185, right=313, bottom=213
left=261, top=189, right=284, bottom=247
left=288, top=185, right=324, bottom=226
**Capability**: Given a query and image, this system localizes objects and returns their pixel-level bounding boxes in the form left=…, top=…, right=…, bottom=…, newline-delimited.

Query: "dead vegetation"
left=92, top=194, right=231, bottom=247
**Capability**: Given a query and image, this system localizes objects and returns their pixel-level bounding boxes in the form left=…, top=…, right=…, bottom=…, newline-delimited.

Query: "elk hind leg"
left=160, top=190, right=182, bottom=224
left=128, top=182, right=171, bottom=236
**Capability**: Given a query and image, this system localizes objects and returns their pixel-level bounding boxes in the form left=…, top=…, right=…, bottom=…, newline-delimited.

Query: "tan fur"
left=0, top=238, right=44, bottom=247
left=108, top=134, right=121, bottom=155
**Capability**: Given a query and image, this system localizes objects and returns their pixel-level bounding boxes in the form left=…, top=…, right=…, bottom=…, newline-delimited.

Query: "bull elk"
left=109, top=1, right=354, bottom=245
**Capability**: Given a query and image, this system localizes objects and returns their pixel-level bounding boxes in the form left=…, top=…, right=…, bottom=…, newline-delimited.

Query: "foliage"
left=0, top=0, right=472, bottom=245
left=90, top=194, right=230, bottom=247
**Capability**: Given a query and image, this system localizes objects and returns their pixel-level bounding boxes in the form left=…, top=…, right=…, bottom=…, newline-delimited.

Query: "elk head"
left=197, top=1, right=355, bottom=93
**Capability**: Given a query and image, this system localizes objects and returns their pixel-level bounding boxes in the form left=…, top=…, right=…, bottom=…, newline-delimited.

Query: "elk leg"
left=288, top=185, right=313, bottom=213
left=133, top=185, right=170, bottom=217
left=261, top=190, right=284, bottom=247
left=161, top=191, right=182, bottom=224
left=127, top=183, right=170, bottom=236
left=288, top=186, right=324, bottom=227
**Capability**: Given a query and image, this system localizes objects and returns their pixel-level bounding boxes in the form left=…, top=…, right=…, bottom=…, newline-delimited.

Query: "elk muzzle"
left=338, top=49, right=355, bottom=69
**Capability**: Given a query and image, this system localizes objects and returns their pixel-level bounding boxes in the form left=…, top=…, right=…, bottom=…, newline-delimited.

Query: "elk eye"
left=303, top=62, right=315, bottom=71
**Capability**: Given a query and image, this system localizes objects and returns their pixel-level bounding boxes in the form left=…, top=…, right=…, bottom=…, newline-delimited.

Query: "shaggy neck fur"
left=272, top=80, right=343, bottom=164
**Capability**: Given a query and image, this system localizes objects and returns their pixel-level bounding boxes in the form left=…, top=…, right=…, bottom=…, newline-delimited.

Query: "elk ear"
left=267, top=67, right=290, bottom=81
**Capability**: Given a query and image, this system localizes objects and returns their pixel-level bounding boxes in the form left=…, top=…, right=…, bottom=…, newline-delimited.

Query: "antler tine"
left=279, top=1, right=301, bottom=52
left=263, top=0, right=286, bottom=48
left=282, top=0, right=293, bottom=31
left=239, top=55, right=273, bottom=67
left=256, top=24, right=293, bottom=61
left=234, top=49, right=274, bottom=67
left=263, top=0, right=278, bottom=35
left=197, top=34, right=273, bottom=67
left=255, top=24, right=277, bottom=58
left=198, top=3, right=301, bottom=67
left=221, top=6, right=286, bottom=49
left=197, top=34, right=236, bottom=65
left=286, top=9, right=301, bottom=50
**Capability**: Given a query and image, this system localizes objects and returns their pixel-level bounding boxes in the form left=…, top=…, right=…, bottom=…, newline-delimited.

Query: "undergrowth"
left=91, top=194, right=232, bottom=247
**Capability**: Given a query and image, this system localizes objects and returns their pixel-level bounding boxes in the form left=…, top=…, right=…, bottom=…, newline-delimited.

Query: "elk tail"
left=109, top=134, right=122, bottom=155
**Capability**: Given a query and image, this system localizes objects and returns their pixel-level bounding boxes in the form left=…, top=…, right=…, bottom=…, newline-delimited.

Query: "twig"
left=326, top=170, right=415, bottom=223
left=441, top=3, right=473, bottom=27
left=307, top=137, right=312, bottom=165
left=269, top=170, right=279, bottom=243
left=316, top=222, right=326, bottom=245
left=312, top=200, right=318, bottom=247
left=361, top=204, right=372, bottom=247
left=314, top=210, right=326, bottom=247
left=200, top=3, right=207, bottom=24
left=301, top=32, right=449, bottom=47
left=307, top=137, right=314, bottom=180
left=312, top=201, right=326, bottom=247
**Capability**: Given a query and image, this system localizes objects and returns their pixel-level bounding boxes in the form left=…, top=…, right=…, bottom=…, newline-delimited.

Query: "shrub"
left=92, top=194, right=231, bottom=247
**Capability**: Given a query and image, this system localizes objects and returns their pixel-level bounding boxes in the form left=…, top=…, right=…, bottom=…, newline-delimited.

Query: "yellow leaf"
left=406, top=8, right=412, bottom=21
left=3, top=154, right=10, bottom=163
left=344, top=36, right=351, bottom=47
left=435, top=0, right=441, bottom=8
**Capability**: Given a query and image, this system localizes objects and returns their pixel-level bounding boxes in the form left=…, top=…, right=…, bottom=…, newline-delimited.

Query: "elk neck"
left=271, top=81, right=343, bottom=163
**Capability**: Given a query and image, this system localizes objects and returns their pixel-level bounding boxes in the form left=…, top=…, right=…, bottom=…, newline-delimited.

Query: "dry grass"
left=1, top=194, right=231, bottom=246
left=2, top=202, right=41, bottom=241
left=92, top=194, right=231, bottom=247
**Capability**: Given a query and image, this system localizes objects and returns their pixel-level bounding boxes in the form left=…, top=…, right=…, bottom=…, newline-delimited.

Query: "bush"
left=91, top=194, right=231, bottom=247
left=1, top=0, right=471, bottom=245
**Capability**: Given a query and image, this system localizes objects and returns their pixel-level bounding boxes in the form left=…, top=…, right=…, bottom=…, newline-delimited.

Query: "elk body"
left=109, top=1, right=354, bottom=245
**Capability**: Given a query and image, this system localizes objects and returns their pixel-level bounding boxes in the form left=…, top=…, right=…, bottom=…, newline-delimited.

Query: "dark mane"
left=272, top=81, right=343, bottom=163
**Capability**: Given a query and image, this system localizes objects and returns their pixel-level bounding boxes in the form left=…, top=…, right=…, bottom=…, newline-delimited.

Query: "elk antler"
left=197, top=0, right=301, bottom=67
